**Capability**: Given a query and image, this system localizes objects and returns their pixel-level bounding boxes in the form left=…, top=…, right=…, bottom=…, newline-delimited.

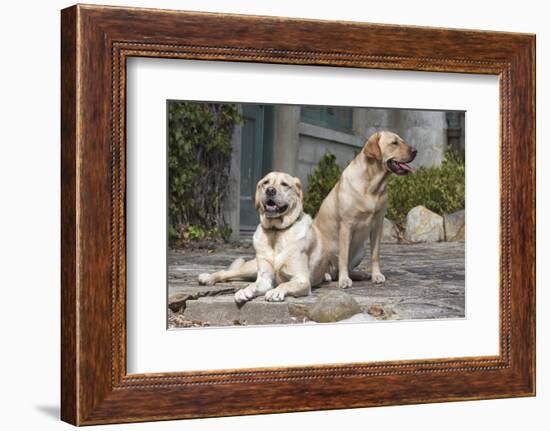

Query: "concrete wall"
left=362, top=108, right=449, bottom=168
left=228, top=105, right=461, bottom=234
left=296, top=121, right=363, bottom=189
left=271, top=105, right=301, bottom=174
left=225, top=117, right=242, bottom=241
left=278, top=107, right=455, bottom=189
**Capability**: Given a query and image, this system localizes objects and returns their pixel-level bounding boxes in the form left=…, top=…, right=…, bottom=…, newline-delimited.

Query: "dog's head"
left=363, top=131, right=417, bottom=175
left=255, top=171, right=304, bottom=230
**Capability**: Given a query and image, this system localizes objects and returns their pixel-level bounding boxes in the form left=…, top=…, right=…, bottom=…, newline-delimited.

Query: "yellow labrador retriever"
left=198, top=172, right=328, bottom=303
left=198, top=131, right=416, bottom=300
left=316, top=131, right=417, bottom=288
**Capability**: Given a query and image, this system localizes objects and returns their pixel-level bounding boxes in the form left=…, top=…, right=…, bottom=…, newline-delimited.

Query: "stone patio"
left=168, top=240, right=465, bottom=328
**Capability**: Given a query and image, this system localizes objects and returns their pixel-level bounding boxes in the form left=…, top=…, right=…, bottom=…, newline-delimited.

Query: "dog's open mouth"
left=264, top=199, right=289, bottom=217
left=387, top=159, right=416, bottom=175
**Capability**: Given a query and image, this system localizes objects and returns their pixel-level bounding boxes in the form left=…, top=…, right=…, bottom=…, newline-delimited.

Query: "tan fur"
left=197, top=131, right=416, bottom=299
left=363, top=131, right=382, bottom=160
left=199, top=172, right=328, bottom=303
left=313, top=131, right=416, bottom=287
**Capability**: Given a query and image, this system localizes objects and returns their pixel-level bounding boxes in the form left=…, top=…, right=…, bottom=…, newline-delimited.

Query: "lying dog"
left=198, top=131, right=416, bottom=300
left=198, top=172, right=328, bottom=303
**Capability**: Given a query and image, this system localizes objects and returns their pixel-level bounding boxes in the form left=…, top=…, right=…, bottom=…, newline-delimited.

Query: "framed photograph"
left=163, top=101, right=468, bottom=330
left=61, top=4, right=535, bottom=425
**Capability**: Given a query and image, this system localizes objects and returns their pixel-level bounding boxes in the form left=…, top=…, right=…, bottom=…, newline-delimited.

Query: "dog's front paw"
left=234, top=284, right=257, bottom=303
left=265, top=288, right=286, bottom=302
left=372, top=272, right=386, bottom=284
left=198, top=273, right=215, bottom=286
left=338, top=276, right=353, bottom=289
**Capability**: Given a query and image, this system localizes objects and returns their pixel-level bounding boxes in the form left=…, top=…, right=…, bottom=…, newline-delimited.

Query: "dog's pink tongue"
left=398, top=162, right=416, bottom=173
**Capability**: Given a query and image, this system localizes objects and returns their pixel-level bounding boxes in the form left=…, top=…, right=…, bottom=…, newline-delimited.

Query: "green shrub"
left=186, top=224, right=207, bottom=241
left=168, top=102, right=242, bottom=246
left=303, top=153, right=343, bottom=217
left=303, top=149, right=465, bottom=223
left=386, top=149, right=465, bottom=222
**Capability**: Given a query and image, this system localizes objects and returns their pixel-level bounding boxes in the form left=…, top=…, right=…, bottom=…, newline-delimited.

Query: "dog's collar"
left=263, top=212, right=303, bottom=232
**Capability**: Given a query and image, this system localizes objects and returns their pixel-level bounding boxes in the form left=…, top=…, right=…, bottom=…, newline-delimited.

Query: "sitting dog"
left=315, top=131, right=417, bottom=288
left=199, top=172, right=328, bottom=302
left=198, top=131, right=417, bottom=300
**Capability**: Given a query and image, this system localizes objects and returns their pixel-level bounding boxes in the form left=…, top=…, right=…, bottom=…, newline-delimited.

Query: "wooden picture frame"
left=61, top=4, right=535, bottom=425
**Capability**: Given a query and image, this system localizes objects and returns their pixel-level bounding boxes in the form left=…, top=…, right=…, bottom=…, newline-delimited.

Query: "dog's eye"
left=281, top=181, right=289, bottom=187
left=263, top=180, right=270, bottom=186
left=391, top=141, right=398, bottom=146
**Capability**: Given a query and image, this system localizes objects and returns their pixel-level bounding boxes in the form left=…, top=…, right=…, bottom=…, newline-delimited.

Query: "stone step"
left=168, top=242, right=465, bottom=328
left=238, top=229, right=255, bottom=243
left=180, top=290, right=382, bottom=327
left=170, top=284, right=408, bottom=328
left=169, top=282, right=465, bottom=328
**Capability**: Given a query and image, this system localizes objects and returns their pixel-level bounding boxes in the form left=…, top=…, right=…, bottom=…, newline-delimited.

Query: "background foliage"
left=386, top=149, right=465, bottom=221
left=168, top=101, right=242, bottom=246
left=303, top=153, right=342, bottom=217
left=304, top=149, right=465, bottom=222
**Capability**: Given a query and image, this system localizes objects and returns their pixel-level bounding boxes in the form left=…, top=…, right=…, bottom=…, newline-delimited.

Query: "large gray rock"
left=382, top=217, right=399, bottom=243
left=404, top=205, right=444, bottom=243
left=444, top=209, right=465, bottom=242
left=307, top=291, right=362, bottom=323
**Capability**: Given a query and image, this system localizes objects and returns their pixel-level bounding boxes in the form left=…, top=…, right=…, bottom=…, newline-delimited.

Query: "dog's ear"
left=294, top=177, right=303, bottom=203
left=364, top=132, right=382, bottom=161
left=255, top=177, right=265, bottom=211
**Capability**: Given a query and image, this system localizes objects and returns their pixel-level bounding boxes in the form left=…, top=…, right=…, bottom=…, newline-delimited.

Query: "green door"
left=240, top=105, right=265, bottom=230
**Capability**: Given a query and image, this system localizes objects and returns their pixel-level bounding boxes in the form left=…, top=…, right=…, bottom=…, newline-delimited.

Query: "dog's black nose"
left=410, top=147, right=418, bottom=158
left=266, top=186, right=276, bottom=196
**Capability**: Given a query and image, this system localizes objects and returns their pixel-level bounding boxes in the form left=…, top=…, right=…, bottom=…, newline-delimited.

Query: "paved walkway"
left=168, top=241, right=465, bottom=328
